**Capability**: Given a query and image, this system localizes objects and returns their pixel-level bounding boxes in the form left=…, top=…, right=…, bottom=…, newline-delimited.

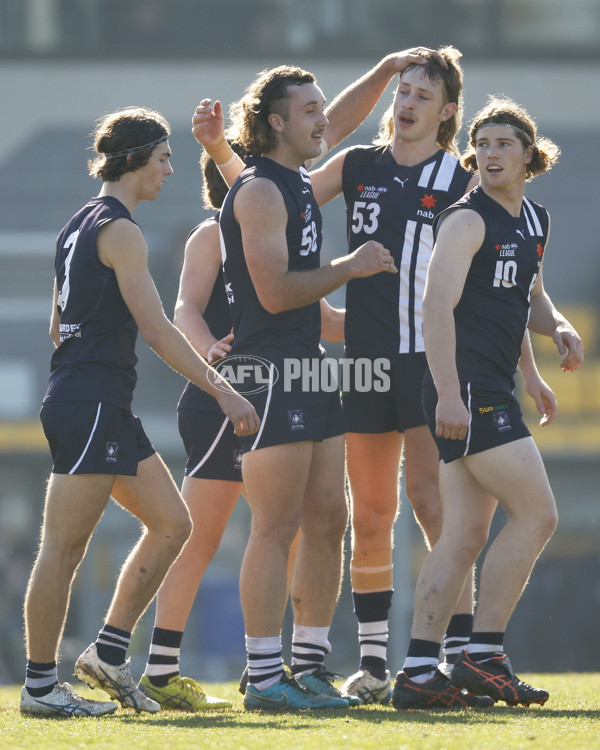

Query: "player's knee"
left=352, top=499, right=397, bottom=541
left=406, top=478, right=441, bottom=536
left=161, top=505, right=193, bottom=549
left=62, top=537, right=90, bottom=574
left=410, top=500, right=442, bottom=544
left=538, top=503, right=558, bottom=543
left=310, top=498, right=348, bottom=541
left=451, top=522, right=489, bottom=561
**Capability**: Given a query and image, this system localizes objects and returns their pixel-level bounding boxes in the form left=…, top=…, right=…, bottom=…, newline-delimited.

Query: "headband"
left=475, top=122, right=533, bottom=145
left=103, top=134, right=169, bottom=159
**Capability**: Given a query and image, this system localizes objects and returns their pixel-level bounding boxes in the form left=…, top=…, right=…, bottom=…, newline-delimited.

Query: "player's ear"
left=440, top=101, right=457, bottom=122
left=268, top=113, right=284, bottom=132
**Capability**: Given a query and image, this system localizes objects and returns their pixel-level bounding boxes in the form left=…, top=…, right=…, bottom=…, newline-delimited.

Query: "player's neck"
left=263, top=144, right=311, bottom=172
left=390, top=134, right=440, bottom=168
left=480, top=182, right=526, bottom=217
left=98, top=181, right=139, bottom=215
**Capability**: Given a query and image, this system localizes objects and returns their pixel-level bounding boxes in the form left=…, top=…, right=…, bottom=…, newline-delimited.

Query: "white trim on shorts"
left=188, top=416, right=229, bottom=477
left=462, top=382, right=473, bottom=457
left=249, top=363, right=276, bottom=451
left=69, top=402, right=102, bottom=474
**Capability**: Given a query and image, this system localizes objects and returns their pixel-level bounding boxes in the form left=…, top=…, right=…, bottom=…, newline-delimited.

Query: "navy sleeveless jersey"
left=342, top=145, right=472, bottom=355
left=179, top=214, right=232, bottom=413
left=219, top=156, right=321, bottom=358
left=433, top=186, right=549, bottom=391
left=44, top=196, right=139, bottom=409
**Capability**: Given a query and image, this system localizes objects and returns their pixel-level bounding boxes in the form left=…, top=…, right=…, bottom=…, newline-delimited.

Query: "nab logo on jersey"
left=417, top=193, right=437, bottom=219
left=356, top=184, right=388, bottom=200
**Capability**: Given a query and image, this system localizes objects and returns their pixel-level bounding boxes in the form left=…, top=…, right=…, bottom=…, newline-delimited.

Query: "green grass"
left=2, top=675, right=599, bottom=749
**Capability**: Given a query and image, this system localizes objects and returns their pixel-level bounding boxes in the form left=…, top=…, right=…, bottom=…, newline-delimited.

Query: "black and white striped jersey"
left=342, top=145, right=472, bottom=356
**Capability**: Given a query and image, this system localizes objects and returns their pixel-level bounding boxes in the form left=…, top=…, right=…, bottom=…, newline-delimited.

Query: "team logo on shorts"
left=288, top=410, right=305, bottom=430
left=105, top=442, right=119, bottom=462
left=491, top=411, right=512, bottom=432
left=233, top=449, right=242, bottom=471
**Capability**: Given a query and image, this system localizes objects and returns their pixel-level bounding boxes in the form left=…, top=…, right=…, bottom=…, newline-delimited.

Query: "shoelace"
left=179, top=677, right=206, bottom=697
left=312, top=668, right=343, bottom=685
left=282, top=672, right=312, bottom=695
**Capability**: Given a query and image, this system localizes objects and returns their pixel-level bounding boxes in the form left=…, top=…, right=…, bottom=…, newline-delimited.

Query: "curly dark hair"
left=227, top=65, right=316, bottom=156
left=462, top=95, right=560, bottom=180
left=88, top=106, right=171, bottom=182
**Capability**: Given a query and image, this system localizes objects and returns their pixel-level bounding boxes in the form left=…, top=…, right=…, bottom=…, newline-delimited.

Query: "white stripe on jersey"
left=522, top=197, right=544, bottom=236
left=432, top=152, right=459, bottom=191
left=417, top=161, right=435, bottom=188
left=416, top=153, right=459, bottom=190
left=300, top=166, right=312, bottom=186
left=218, top=223, right=227, bottom=265
left=70, top=401, right=102, bottom=473
left=397, top=222, right=433, bottom=353
left=398, top=220, right=416, bottom=352
left=189, top=416, right=229, bottom=476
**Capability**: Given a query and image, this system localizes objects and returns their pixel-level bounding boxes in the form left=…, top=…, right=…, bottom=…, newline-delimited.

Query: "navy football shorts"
left=421, top=381, right=531, bottom=463
left=236, top=357, right=346, bottom=454
left=342, top=352, right=428, bottom=434
left=41, top=400, right=155, bottom=475
left=178, top=408, right=242, bottom=482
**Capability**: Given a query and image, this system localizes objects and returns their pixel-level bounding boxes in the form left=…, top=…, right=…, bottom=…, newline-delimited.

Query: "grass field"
left=2, top=674, right=599, bottom=749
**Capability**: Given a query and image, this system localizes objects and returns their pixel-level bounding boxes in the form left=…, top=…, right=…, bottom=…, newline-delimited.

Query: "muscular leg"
left=240, top=442, right=312, bottom=636
left=154, top=477, right=242, bottom=630
left=463, top=437, right=558, bottom=632
left=24, top=473, right=114, bottom=662
left=404, top=425, right=474, bottom=621
left=291, top=435, right=348, bottom=626
left=344, top=432, right=401, bottom=684
left=411, top=458, right=497, bottom=644
left=141, top=477, right=242, bottom=706
left=346, top=431, right=403, bottom=555
left=106, top=453, right=192, bottom=632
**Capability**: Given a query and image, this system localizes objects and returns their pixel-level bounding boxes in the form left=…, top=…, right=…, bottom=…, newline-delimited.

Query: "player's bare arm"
left=423, top=209, right=485, bottom=440
left=97, top=218, right=259, bottom=435
left=528, top=269, right=583, bottom=372
left=320, top=298, right=345, bottom=343
left=518, top=331, right=558, bottom=427
left=173, top=220, right=227, bottom=360
left=234, top=178, right=397, bottom=314
left=322, top=47, right=448, bottom=153
left=191, top=98, right=245, bottom=185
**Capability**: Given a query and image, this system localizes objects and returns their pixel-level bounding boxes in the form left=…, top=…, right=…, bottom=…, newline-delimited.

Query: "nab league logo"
left=356, top=184, right=388, bottom=199
left=208, top=355, right=278, bottom=395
